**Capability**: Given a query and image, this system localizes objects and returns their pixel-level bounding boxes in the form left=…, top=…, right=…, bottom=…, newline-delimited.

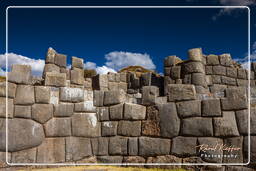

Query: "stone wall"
left=0, top=47, right=255, bottom=170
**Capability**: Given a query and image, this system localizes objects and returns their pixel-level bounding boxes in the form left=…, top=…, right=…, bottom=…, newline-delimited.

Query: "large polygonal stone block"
left=167, top=84, right=196, bottom=101
left=202, top=99, right=221, bottom=117
left=92, top=74, right=108, bottom=90
left=46, top=47, right=56, bottom=64
left=75, top=101, right=96, bottom=112
left=124, top=103, right=146, bottom=120
left=139, top=137, right=170, bottom=156
left=192, top=73, right=206, bottom=87
left=104, top=90, right=126, bottom=105
left=171, top=136, right=197, bottom=157
left=37, top=138, right=65, bottom=163
left=170, top=66, right=181, bottom=79
left=60, top=87, right=84, bottom=102
left=109, top=103, right=123, bottom=120
left=164, top=55, right=180, bottom=67
left=0, top=82, right=16, bottom=98
left=181, top=117, right=213, bottom=136
left=72, top=113, right=100, bottom=137
left=35, top=86, right=51, bottom=103
left=97, top=156, right=123, bottom=163
left=226, top=67, right=237, bottom=78
left=14, top=105, right=31, bottom=118
left=11, top=148, right=37, bottom=163
left=32, top=104, right=53, bottom=124
left=93, top=90, right=104, bottom=107
left=176, top=100, right=201, bottom=118
left=91, top=137, right=108, bottom=156
left=158, top=103, right=180, bottom=138
left=43, top=64, right=60, bottom=77
left=71, top=68, right=84, bottom=85
left=117, top=121, right=141, bottom=136
left=66, top=137, right=92, bottom=161
left=45, top=72, right=66, bottom=87
left=8, top=65, right=31, bottom=84
left=128, top=137, right=138, bottom=156
left=101, top=121, right=118, bottom=136
left=54, top=103, right=74, bottom=117
left=221, top=76, right=237, bottom=86
left=44, top=118, right=71, bottom=137
left=237, top=68, right=247, bottom=79
left=223, top=137, right=243, bottom=163
left=142, top=106, right=160, bottom=137
left=72, top=56, right=84, bottom=69
left=54, top=53, right=67, bottom=67
left=244, top=136, right=256, bottom=164
left=97, top=107, right=109, bottom=121
left=188, top=48, right=203, bottom=62
left=206, top=54, right=219, bottom=65
left=213, top=111, right=239, bottom=137
left=142, top=86, right=159, bottom=105
left=0, top=118, right=44, bottom=152
left=147, top=155, right=182, bottom=169
left=0, top=98, right=13, bottom=118
left=219, top=53, right=232, bottom=66
left=109, top=136, right=128, bottom=155
left=14, top=85, right=35, bottom=105
left=183, top=62, right=205, bottom=74
left=212, top=66, right=226, bottom=76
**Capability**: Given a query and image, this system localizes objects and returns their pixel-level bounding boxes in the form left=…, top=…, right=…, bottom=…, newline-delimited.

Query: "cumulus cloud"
left=96, top=66, right=116, bottom=74
left=0, top=53, right=45, bottom=76
left=212, top=0, right=255, bottom=20
left=84, top=61, right=97, bottom=70
left=105, top=51, right=156, bottom=71
left=235, top=41, right=256, bottom=69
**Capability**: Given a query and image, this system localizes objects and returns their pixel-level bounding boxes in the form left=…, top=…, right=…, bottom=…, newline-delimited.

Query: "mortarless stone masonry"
left=0, top=47, right=255, bottom=170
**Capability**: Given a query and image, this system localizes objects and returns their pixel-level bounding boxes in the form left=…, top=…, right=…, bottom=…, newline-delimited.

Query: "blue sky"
left=0, top=0, right=255, bottom=75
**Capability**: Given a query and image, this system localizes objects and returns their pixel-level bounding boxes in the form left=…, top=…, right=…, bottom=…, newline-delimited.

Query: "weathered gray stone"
left=221, top=76, right=237, bottom=85
left=0, top=118, right=44, bottom=152
left=202, top=99, right=221, bottom=116
left=205, top=75, right=213, bottom=86
left=212, top=65, right=226, bottom=75
left=0, top=98, right=13, bottom=118
left=142, top=106, right=160, bottom=137
left=188, top=48, right=203, bottom=62
left=75, top=101, right=96, bottom=112
left=93, top=90, right=104, bottom=107
left=45, top=118, right=71, bottom=137
left=164, top=55, right=180, bottom=67
left=182, top=74, right=191, bottom=84
left=108, top=82, right=118, bottom=90
left=32, top=104, right=53, bottom=124
left=212, top=75, right=222, bottom=84
left=124, top=103, right=146, bottom=120
left=219, top=53, right=232, bottom=66
left=72, top=56, right=84, bottom=69
left=109, top=136, right=128, bottom=155
left=49, top=87, right=59, bottom=105
left=45, top=72, right=66, bottom=87
left=237, top=68, right=247, bottom=79
left=223, top=137, right=243, bottom=163
left=146, top=155, right=182, bottom=169
left=170, top=66, right=181, bottom=79
left=139, top=137, right=170, bottom=156
left=97, top=107, right=109, bottom=121
left=183, top=61, right=205, bottom=74
left=197, top=137, right=223, bottom=163
left=235, top=108, right=256, bottom=135
left=14, top=85, right=35, bottom=105
left=37, top=138, right=65, bottom=163
left=0, top=82, right=16, bottom=98
left=226, top=67, right=237, bottom=78
left=66, top=137, right=92, bottom=161
left=35, top=86, right=51, bottom=103
left=120, top=72, right=127, bottom=82
left=164, top=67, right=171, bottom=76
left=97, top=156, right=123, bottom=163
left=107, top=72, right=115, bottom=82
left=158, top=103, right=180, bottom=138
left=71, top=68, right=84, bottom=85
left=8, top=65, right=31, bottom=84
left=118, top=121, right=141, bottom=136
left=128, top=137, right=138, bottom=156
left=192, top=73, right=206, bottom=87
left=213, top=111, right=239, bottom=137
left=171, top=136, right=197, bottom=157
left=43, top=64, right=60, bottom=77
left=60, top=67, right=70, bottom=80
left=92, top=74, right=108, bottom=90
left=91, top=137, right=108, bottom=156
left=221, top=87, right=248, bottom=110
left=72, top=113, right=100, bottom=137
left=181, top=117, right=213, bottom=136
left=167, top=84, right=196, bottom=101
left=101, top=121, right=118, bottom=136
left=226, top=166, right=254, bottom=171
left=244, top=136, right=256, bottom=164
left=11, top=148, right=37, bottom=163
left=118, top=82, right=127, bottom=92
left=14, top=105, right=31, bottom=118
left=46, top=47, right=56, bottom=64
left=54, top=103, right=74, bottom=117
left=205, top=66, right=213, bottom=75
left=237, top=79, right=248, bottom=86
left=123, top=156, right=145, bottom=164
left=60, top=87, right=84, bottom=102
left=142, top=86, right=159, bottom=105
left=104, top=90, right=125, bottom=105
left=54, top=53, right=67, bottom=67
left=207, top=54, right=219, bottom=65
left=109, top=103, right=123, bottom=120
left=176, top=100, right=201, bottom=118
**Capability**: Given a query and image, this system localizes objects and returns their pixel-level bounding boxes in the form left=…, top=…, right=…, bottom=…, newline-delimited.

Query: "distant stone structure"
left=0, top=47, right=255, bottom=170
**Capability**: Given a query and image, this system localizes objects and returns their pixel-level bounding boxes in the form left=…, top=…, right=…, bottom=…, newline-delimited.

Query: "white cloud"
left=96, top=66, right=116, bottom=74
left=105, top=51, right=156, bottom=71
left=84, top=61, right=97, bottom=70
left=235, top=41, right=256, bottom=69
left=212, top=0, right=255, bottom=20
left=0, top=53, right=45, bottom=76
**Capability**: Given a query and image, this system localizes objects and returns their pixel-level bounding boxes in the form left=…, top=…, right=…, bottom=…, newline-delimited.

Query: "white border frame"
left=5, top=6, right=251, bottom=166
